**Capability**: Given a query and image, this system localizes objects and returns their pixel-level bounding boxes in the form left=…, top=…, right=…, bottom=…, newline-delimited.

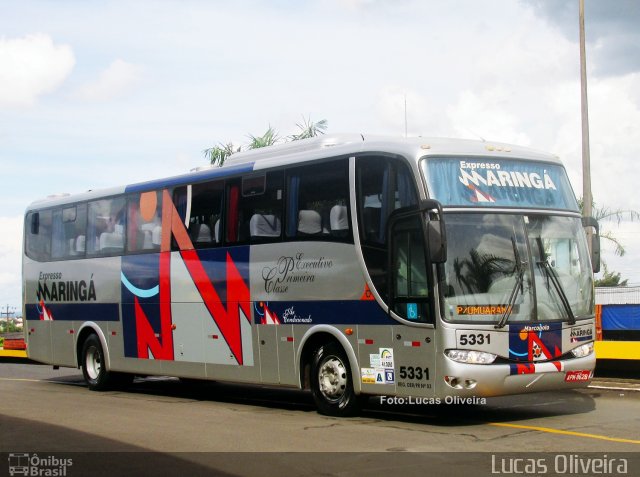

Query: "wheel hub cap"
left=318, top=357, right=347, bottom=399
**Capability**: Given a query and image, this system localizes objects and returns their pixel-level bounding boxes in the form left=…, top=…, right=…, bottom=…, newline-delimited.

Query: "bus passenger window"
left=173, top=181, right=223, bottom=249
left=52, top=204, right=87, bottom=259
left=25, top=210, right=52, bottom=262
left=285, top=159, right=351, bottom=241
left=232, top=172, right=283, bottom=244
left=87, top=197, right=126, bottom=256
left=127, top=191, right=162, bottom=253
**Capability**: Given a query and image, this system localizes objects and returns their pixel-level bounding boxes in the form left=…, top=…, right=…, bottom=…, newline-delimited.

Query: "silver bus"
left=23, top=135, right=600, bottom=416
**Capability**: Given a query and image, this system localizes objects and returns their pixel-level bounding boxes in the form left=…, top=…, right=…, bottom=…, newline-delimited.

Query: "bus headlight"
left=571, top=342, right=594, bottom=358
left=445, top=349, right=497, bottom=364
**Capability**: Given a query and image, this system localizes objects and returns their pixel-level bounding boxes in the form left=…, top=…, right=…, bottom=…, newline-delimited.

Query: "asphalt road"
left=1, top=363, right=639, bottom=476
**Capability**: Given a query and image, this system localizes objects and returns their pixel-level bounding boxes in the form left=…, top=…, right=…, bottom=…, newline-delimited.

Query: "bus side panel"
left=107, top=320, right=132, bottom=373
left=25, top=320, right=52, bottom=364
left=50, top=320, right=76, bottom=367
left=23, top=258, right=52, bottom=364
left=170, top=303, right=206, bottom=378
left=162, top=359, right=207, bottom=380
left=276, top=324, right=296, bottom=385
left=257, top=325, right=279, bottom=384
left=250, top=242, right=368, bottom=386
left=391, top=325, right=436, bottom=398
left=357, top=325, right=396, bottom=395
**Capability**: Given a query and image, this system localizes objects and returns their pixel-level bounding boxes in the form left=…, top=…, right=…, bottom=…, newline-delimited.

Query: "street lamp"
left=579, top=0, right=594, bottom=252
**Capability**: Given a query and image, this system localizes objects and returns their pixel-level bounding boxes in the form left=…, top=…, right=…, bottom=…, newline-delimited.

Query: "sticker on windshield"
left=426, top=159, right=579, bottom=210
left=456, top=305, right=518, bottom=316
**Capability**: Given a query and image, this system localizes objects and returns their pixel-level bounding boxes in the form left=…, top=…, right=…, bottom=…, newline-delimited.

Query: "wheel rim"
left=318, top=355, right=347, bottom=401
left=85, top=345, right=102, bottom=380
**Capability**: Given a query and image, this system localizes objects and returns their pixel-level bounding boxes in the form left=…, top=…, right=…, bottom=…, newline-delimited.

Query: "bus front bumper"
left=437, top=353, right=596, bottom=398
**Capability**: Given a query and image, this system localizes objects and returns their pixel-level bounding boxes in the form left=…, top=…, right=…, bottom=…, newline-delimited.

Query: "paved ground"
left=1, top=363, right=639, bottom=476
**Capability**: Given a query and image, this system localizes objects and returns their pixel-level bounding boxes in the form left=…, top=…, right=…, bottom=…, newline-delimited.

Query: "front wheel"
left=310, top=342, right=362, bottom=417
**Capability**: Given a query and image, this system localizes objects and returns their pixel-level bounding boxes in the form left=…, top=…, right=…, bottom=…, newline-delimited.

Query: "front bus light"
left=445, top=349, right=497, bottom=364
left=571, top=342, right=594, bottom=358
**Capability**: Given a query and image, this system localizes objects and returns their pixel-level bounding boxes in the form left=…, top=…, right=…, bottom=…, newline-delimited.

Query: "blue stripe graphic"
left=121, top=272, right=159, bottom=298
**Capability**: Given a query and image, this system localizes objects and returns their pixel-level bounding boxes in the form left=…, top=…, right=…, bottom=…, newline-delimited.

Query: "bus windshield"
left=424, top=157, right=579, bottom=211
left=442, top=213, right=594, bottom=324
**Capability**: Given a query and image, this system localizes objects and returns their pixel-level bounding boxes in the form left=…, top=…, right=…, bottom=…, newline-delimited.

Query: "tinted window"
left=26, top=210, right=52, bottom=261
left=356, top=156, right=418, bottom=300
left=87, top=197, right=126, bottom=256
left=173, top=181, right=224, bottom=248
left=286, top=159, right=351, bottom=240
left=52, top=204, right=87, bottom=259
left=227, top=172, right=283, bottom=244
left=127, top=191, right=163, bottom=253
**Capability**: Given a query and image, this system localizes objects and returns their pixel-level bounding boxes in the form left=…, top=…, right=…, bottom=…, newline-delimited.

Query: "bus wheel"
left=311, top=342, right=361, bottom=417
left=81, top=334, right=113, bottom=391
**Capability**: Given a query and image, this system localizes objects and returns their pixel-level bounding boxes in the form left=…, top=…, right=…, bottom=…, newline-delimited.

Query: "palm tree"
left=579, top=198, right=639, bottom=256
left=247, top=126, right=279, bottom=149
left=453, top=249, right=513, bottom=294
left=594, top=264, right=629, bottom=287
left=290, top=117, right=328, bottom=141
left=204, top=117, right=329, bottom=167
left=203, top=142, right=240, bottom=167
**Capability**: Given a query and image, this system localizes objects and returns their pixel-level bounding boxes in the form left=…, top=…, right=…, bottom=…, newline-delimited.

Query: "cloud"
left=523, top=0, right=640, bottom=76
left=0, top=34, right=75, bottom=108
left=75, top=59, right=143, bottom=101
left=446, top=89, right=531, bottom=146
left=375, top=87, right=445, bottom=137
left=0, top=216, right=23, bottom=307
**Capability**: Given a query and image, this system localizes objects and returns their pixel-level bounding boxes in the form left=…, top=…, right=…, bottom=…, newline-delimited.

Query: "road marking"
left=0, top=377, right=42, bottom=383
left=0, top=377, right=84, bottom=386
left=589, top=384, right=640, bottom=392
left=489, top=422, right=640, bottom=445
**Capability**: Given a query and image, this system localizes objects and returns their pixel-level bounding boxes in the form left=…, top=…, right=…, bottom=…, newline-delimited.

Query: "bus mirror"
left=421, top=200, right=447, bottom=264
left=581, top=216, right=600, bottom=274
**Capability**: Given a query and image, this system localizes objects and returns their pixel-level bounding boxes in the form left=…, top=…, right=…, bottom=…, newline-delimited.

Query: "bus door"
left=388, top=212, right=436, bottom=397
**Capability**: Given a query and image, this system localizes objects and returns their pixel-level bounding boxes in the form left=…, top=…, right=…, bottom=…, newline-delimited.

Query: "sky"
left=1, top=0, right=640, bottom=310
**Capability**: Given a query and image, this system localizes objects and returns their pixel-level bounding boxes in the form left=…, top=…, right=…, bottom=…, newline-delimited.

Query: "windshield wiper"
left=535, top=238, right=576, bottom=325
left=495, top=237, right=526, bottom=329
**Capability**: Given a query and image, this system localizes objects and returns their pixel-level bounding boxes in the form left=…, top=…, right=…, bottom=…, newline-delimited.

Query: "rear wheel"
left=81, top=334, right=129, bottom=390
left=310, top=342, right=362, bottom=417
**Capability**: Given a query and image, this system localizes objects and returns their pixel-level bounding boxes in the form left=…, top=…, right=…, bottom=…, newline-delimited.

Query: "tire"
left=310, top=341, right=362, bottom=417
left=81, top=334, right=120, bottom=391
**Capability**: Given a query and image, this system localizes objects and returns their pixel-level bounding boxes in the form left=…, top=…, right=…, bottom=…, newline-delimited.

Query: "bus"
left=22, top=135, right=601, bottom=416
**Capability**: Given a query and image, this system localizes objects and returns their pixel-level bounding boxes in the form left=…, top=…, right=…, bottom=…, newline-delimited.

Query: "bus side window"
left=127, top=191, right=162, bottom=253
left=356, top=156, right=418, bottom=301
left=173, top=183, right=223, bottom=249
left=87, top=197, right=126, bottom=256
left=233, top=172, right=283, bottom=244
left=26, top=210, right=52, bottom=262
left=285, top=159, right=351, bottom=241
left=52, top=204, right=87, bottom=259
left=225, top=181, right=240, bottom=244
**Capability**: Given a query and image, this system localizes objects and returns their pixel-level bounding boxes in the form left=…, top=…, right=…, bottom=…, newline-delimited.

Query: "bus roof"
left=26, top=135, right=562, bottom=210
left=224, top=134, right=560, bottom=169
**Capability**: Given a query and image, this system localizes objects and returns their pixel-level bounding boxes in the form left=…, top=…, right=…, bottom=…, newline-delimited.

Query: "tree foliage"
left=247, top=125, right=279, bottom=150
left=594, top=264, right=629, bottom=287
left=289, top=117, right=328, bottom=141
left=203, top=142, right=240, bottom=167
left=579, top=198, right=636, bottom=286
left=579, top=198, right=639, bottom=256
left=204, top=117, right=328, bottom=167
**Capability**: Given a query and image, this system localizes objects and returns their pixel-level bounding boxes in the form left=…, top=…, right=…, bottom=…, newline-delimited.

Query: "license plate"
left=564, top=370, right=591, bottom=382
